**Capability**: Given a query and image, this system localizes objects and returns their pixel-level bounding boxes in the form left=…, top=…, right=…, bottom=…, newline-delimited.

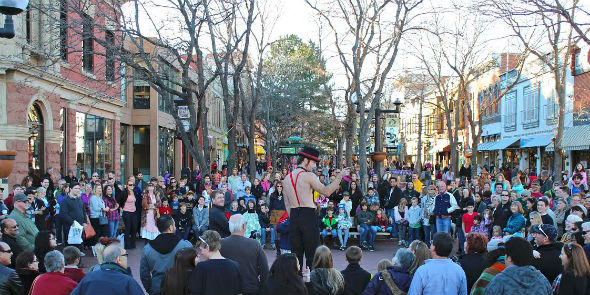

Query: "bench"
left=324, top=217, right=393, bottom=239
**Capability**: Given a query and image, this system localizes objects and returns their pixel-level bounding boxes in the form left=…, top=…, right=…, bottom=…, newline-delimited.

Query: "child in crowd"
left=173, top=203, right=192, bottom=240
left=276, top=211, right=290, bottom=254
left=321, top=206, right=339, bottom=247
left=394, top=198, right=409, bottom=246
left=238, top=198, right=247, bottom=213
left=184, top=192, right=197, bottom=211
left=407, top=196, right=424, bottom=243
left=158, top=199, right=172, bottom=216
left=258, top=204, right=275, bottom=249
left=225, top=201, right=241, bottom=219
left=63, top=246, right=86, bottom=283
left=243, top=186, right=256, bottom=205
left=374, top=208, right=392, bottom=236
left=170, top=195, right=180, bottom=215
left=527, top=211, right=543, bottom=243
left=336, top=204, right=352, bottom=251
left=377, top=259, right=393, bottom=271
left=461, top=201, right=478, bottom=235
left=341, top=246, right=372, bottom=295
left=490, top=225, right=503, bottom=241
left=357, top=202, right=377, bottom=251
left=470, top=215, right=491, bottom=238
left=339, top=192, right=352, bottom=217
left=178, top=177, right=189, bottom=196
left=243, top=199, right=261, bottom=239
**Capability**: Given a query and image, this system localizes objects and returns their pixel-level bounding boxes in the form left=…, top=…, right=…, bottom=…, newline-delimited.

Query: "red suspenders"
left=289, top=170, right=305, bottom=206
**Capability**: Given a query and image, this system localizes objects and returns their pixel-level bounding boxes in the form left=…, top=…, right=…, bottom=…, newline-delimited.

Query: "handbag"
left=99, top=212, right=108, bottom=225
left=83, top=223, right=96, bottom=240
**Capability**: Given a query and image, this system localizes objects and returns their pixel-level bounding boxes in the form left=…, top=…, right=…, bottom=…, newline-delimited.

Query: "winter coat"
left=356, top=210, right=375, bottom=226
left=269, top=192, right=286, bottom=211
left=59, top=195, right=87, bottom=226
left=322, top=215, right=339, bottom=230
left=337, top=213, right=353, bottom=229
left=30, top=271, right=77, bottom=295
left=192, top=206, right=209, bottom=228
left=6, top=209, right=38, bottom=252
left=503, top=213, right=526, bottom=234
left=484, top=265, right=551, bottom=295
left=492, top=202, right=512, bottom=229
left=243, top=210, right=261, bottom=236
left=71, top=262, right=144, bottom=295
left=16, top=268, right=38, bottom=295
left=340, top=263, right=371, bottom=295
left=259, top=211, right=272, bottom=228
left=554, top=270, right=588, bottom=295
left=458, top=253, right=486, bottom=293
left=276, top=218, right=290, bottom=250
left=308, top=268, right=345, bottom=295
left=140, top=233, right=192, bottom=295
left=209, top=204, right=231, bottom=238
left=173, top=210, right=192, bottom=231
left=0, top=264, right=22, bottom=295
left=362, top=266, right=412, bottom=295
left=407, top=205, right=423, bottom=227
left=532, top=242, right=564, bottom=283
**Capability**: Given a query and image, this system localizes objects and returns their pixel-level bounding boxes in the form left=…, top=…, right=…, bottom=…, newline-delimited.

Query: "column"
left=536, top=146, right=542, bottom=176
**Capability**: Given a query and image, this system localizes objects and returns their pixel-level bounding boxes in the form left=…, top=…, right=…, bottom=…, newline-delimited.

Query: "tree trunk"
left=553, top=79, right=566, bottom=180
left=416, top=98, right=424, bottom=173
left=336, top=125, right=344, bottom=168
left=345, top=104, right=355, bottom=167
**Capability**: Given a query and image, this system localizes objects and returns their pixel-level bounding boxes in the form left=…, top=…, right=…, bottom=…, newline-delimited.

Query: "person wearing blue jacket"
left=363, top=248, right=415, bottom=295
left=503, top=202, right=526, bottom=236
left=193, top=196, right=209, bottom=238
left=276, top=216, right=290, bottom=253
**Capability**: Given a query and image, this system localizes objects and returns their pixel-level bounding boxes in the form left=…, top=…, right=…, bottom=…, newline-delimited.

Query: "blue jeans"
left=108, top=220, right=119, bottom=238
left=423, top=224, right=437, bottom=246
left=55, top=214, right=64, bottom=243
left=193, top=224, right=208, bottom=238
left=359, top=224, right=377, bottom=246
left=260, top=227, right=276, bottom=244
left=387, top=209, right=398, bottom=237
left=436, top=217, right=452, bottom=234
left=321, top=229, right=337, bottom=239
left=457, top=226, right=466, bottom=254
left=409, top=227, right=421, bottom=243
left=337, top=228, right=350, bottom=247
left=176, top=228, right=190, bottom=240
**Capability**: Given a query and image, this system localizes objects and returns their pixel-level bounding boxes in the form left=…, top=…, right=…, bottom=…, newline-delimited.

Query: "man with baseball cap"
left=6, top=194, right=38, bottom=252
left=530, top=224, right=563, bottom=283
left=282, top=146, right=349, bottom=270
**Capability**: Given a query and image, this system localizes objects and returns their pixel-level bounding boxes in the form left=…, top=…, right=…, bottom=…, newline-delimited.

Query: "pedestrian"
left=72, top=244, right=143, bottom=295
left=140, top=215, right=192, bottom=295
left=189, top=230, right=242, bottom=295
left=341, top=246, right=371, bottom=295
left=261, top=253, right=308, bottom=295
left=161, top=247, right=198, bottom=295
left=484, top=237, right=552, bottom=295
left=59, top=182, right=87, bottom=249
left=32, top=187, right=49, bottom=231
left=62, top=246, right=86, bottom=283
left=308, top=245, right=345, bottom=295
left=553, top=242, right=590, bottom=295
left=102, top=185, right=120, bottom=238
left=458, top=232, right=488, bottom=293
left=336, top=205, right=352, bottom=250
left=1, top=218, right=23, bottom=268
left=89, top=185, right=108, bottom=241
left=209, top=190, right=231, bottom=238
left=7, top=193, right=39, bottom=252
left=14, top=251, right=39, bottom=295
left=283, top=146, right=349, bottom=270
left=433, top=181, right=459, bottom=234
left=362, top=248, right=415, bottom=295
left=357, top=202, right=377, bottom=251
left=220, top=214, right=269, bottom=295
left=408, top=232, right=467, bottom=295
left=0, top=241, right=21, bottom=295
left=29, top=250, right=78, bottom=295
left=34, top=231, right=57, bottom=273
left=408, top=240, right=430, bottom=276
left=503, top=201, right=526, bottom=236
left=530, top=224, right=564, bottom=283
left=120, top=178, right=138, bottom=249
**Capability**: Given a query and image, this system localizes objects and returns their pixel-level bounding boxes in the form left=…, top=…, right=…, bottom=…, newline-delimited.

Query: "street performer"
left=282, top=146, right=349, bottom=270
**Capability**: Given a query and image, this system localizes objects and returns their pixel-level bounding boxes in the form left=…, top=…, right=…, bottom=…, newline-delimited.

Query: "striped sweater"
left=470, top=262, right=506, bottom=295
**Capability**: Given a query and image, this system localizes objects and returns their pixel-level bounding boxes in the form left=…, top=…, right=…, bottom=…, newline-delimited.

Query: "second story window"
left=133, top=78, right=151, bottom=109
left=105, top=30, right=115, bottom=81
left=504, top=90, right=517, bottom=131
left=82, top=13, right=94, bottom=73
left=522, top=85, right=539, bottom=128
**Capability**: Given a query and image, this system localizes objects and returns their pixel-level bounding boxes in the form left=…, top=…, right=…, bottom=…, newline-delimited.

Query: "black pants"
left=289, top=208, right=319, bottom=270
left=123, top=211, right=137, bottom=249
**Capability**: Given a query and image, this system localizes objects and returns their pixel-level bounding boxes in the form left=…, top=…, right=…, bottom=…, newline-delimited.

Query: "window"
left=522, top=85, right=539, bottom=128
left=82, top=13, right=94, bottom=73
left=504, top=91, right=517, bottom=131
left=133, top=77, right=150, bottom=109
left=105, top=30, right=115, bottom=81
left=75, top=113, right=113, bottom=178
left=159, top=127, right=175, bottom=176
left=60, top=0, right=67, bottom=60
left=545, top=94, right=558, bottom=124
left=25, top=8, right=31, bottom=43
left=158, top=60, right=178, bottom=114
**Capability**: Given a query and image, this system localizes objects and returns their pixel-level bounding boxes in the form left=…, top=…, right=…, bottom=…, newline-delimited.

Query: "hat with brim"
left=298, top=146, right=320, bottom=162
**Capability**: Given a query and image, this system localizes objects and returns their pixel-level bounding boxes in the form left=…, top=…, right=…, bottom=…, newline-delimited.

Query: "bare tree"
left=306, top=0, right=424, bottom=187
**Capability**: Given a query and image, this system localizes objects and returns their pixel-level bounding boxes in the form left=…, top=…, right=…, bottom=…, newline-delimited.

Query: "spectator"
left=276, top=212, right=291, bottom=254
left=192, top=196, right=209, bottom=239
left=363, top=248, right=415, bottom=295
left=209, top=190, right=231, bottom=238
left=141, top=183, right=161, bottom=241
left=102, top=185, right=120, bottom=238
left=34, top=231, right=56, bottom=273
left=341, top=246, right=371, bottom=295
left=537, top=198, right=555, bottom=226
left=471, top=247, right=506, bottom=295
left=336, top=205, right=353, bottom=251
left=220, top=214, right=269, bottom=294
left=561, top=215, right=583, bottom=243
left=62, top=246, right=85, bottom=283
left=308, top=245, right=345, bottom=295
left=1, top=219, right=23, bottom=268
left=530, top=224, right=564, bottom=283
left=491, top=191, right=512, bottom=230
left=484, top=237, right=551, bottom=295
left=582, top=222, right=590, bottom=262
left=189, top=230, right=242, bottom=295
left=433, top=181, right=459, bottom=234
left=140, top=215, right=192, bottom=295
left=554, top=242, right=590, bottom=295
left=7, top=194, right=39, bottom=252
left=29, top=250, right=77, bottom=295
left=15, top=251, right=38, bottom=295
left=0, top=241, right=21, bottom=295
left=59, top=182, right=87, bottom=248
left=88, top=185, right=108, bottom=240
left=458, top=232, right=488, bottom=293
left=32, top=187, right=49, bottom=231
left=408, top=232, right=467, bottom=295
left=161, top=247, right=198, bottom=295
left=357, top=203, right=376, bottom=252
left=408, top=240, right=430, bottom=276
left=376, top=259, right=393, bottom=272
left=503, top=201, right=526, bottom=236
left=71, top=244, right=143, bottom=295
left=173, top=204, right=192, bottom=240
left=259, top=204, right=275, bottom=249
left=261, top=253, right=308, bottom=295
left=234, top=173, right=252, bottom=200
left=243, top=200, right=261, bottom=239
left=120, top=179, right=138, bottom=249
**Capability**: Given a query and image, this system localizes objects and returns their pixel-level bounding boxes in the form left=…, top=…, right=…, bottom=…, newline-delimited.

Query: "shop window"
left=133, top=126, right=150, bottom=178
left=133, top=79, right=150, bottom=109
left=159, top=127, right=175, bottom=176
left=75, top=113, right=113, bottom=178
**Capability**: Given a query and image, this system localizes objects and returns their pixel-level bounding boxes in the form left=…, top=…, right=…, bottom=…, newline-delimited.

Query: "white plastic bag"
left=68, top=221, right=83, bottom=245
left=117, top=233, right=125, bottom=248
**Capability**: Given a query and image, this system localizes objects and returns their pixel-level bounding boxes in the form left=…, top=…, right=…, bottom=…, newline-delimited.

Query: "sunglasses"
left=0, top=249, right=12, bottom=253
left=121, top=253, right=129, bottom=257
left=198, top=236, right=209, bottom=248
left=536, top=225, right=548, bottom=238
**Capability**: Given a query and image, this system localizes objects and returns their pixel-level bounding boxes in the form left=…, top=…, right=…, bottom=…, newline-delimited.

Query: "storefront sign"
left=178, top=105, right=190, bottom=119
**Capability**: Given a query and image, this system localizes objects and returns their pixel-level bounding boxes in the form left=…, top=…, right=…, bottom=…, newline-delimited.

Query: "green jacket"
left=322, top=215, right=339, bottom=229
left=7, top=209, right=38, bottom=252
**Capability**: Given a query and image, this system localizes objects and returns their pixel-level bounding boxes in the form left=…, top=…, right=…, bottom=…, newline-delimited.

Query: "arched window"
left=27, top=103, right=44, bottom=181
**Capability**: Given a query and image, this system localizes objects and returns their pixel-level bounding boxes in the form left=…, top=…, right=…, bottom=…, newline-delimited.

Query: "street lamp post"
left=0, top=0, right=29, bottom=39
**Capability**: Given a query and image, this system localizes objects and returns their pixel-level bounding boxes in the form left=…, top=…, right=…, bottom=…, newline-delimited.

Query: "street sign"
left=178, top=106, right=190, bottom=119
left=280, top=147, right=297, bottom=155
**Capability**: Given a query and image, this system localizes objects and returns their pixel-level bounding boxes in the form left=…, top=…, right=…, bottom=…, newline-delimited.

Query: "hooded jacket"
left=139, top=233, right=192, bottom=295
left=362, top=266, right=411, bottom=295
left=532, top=242, right=564, bottom=283
left=484, top=265, right=552, bottom=295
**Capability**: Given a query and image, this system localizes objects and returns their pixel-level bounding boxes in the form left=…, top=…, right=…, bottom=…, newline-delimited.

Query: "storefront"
left=159, top=127, right=175, bottom=176
left=547, top=124, right=590, bottom=174
left=75, top=112, right=114, bottom=179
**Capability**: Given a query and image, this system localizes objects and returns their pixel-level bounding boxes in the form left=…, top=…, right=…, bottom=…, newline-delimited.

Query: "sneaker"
left=80, top=251, right=86, bottom=257
left=340, top=246, right=346, bottom=251
left=369, top=245, right=375, bottom=252
left=270, top=244, right=276, bottom=250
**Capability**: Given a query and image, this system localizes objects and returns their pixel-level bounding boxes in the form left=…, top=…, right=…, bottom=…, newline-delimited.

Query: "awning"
left=477, top=141, right=496, bottom=151
left=546, top=125, right=590, bottom=151
left=520, top=135, right=553, bottom=148
left=488, top=138, right=520, bottom=150
left=255, top=145, right=266, bottom=155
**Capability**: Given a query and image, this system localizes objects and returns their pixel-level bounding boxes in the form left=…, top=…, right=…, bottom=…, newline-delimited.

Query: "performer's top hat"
left=298, top=146, right=321, bottom=163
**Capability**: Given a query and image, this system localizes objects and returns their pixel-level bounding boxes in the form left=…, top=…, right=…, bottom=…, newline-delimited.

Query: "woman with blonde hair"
left=308, top=245, right=344, bottom=295
left=408, top=240, right=431, bottom=276
left=555, top=242, right=590, bottom=295
left=527, top=211, right=543, bottom=243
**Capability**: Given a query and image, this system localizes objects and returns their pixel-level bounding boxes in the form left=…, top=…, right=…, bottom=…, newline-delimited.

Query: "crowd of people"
left=0, top=157, right=588, bottom=295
